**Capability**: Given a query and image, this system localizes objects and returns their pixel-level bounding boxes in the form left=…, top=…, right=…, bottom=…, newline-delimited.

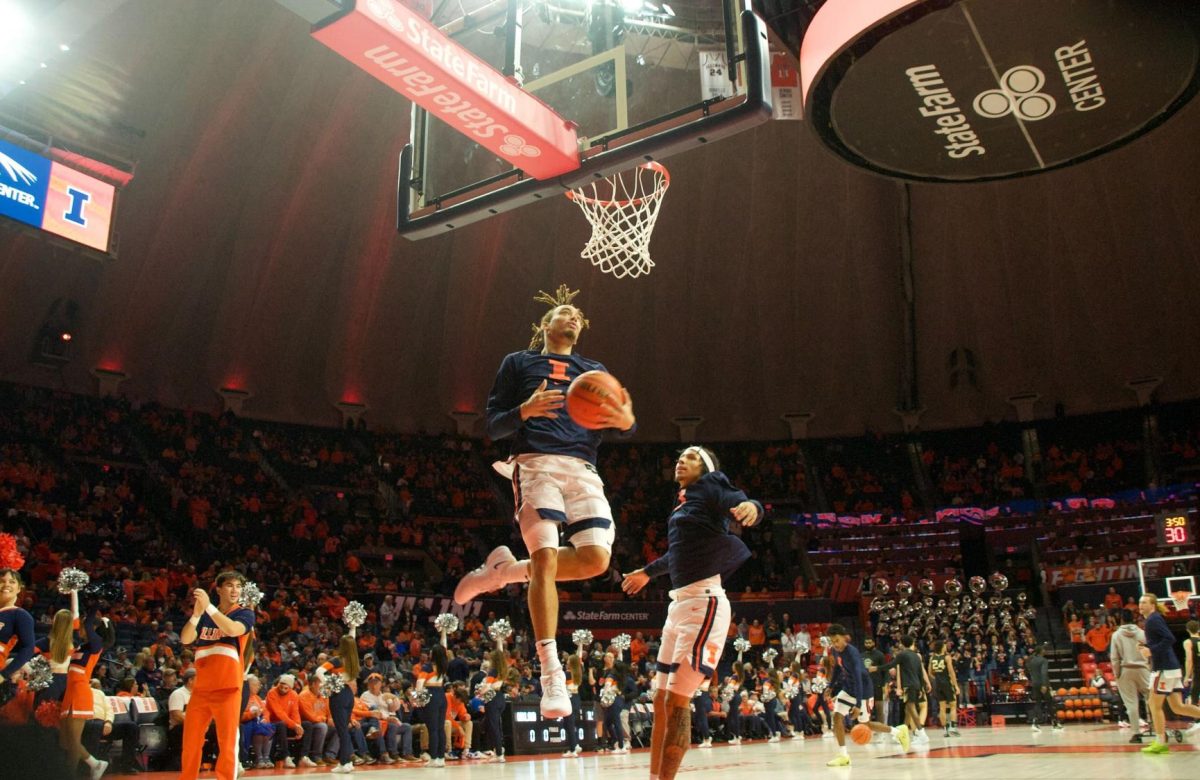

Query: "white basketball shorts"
left=510, top=454, right=614, bottom=554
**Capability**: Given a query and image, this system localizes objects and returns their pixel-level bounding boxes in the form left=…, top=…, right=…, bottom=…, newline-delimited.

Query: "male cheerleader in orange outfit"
left=180, top=571, right=255, bottom=780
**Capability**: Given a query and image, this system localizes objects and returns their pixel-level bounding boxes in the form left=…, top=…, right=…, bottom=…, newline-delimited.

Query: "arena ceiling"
left=0, top=0, right=1198, bottom=441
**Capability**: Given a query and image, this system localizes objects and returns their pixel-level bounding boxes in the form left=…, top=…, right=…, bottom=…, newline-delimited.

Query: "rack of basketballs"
left=1054, top=685, right=1117, bottom=723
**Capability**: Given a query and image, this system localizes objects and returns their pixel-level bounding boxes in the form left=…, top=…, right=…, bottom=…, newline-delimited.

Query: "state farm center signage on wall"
left=801, top=0, right=1200, bottom=181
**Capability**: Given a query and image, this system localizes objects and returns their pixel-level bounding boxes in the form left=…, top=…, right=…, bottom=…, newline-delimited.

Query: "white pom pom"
left=572, top=629, right=593, bottom=648
left=24, top=656, right=53, bottom=691
left=762, top=648, right=778, bottom=664
left=599, top=685, right=617, bottom=707
left=409, top=688, right=432, bottom=708
left=320, top=674, right=346, bottom=697
left=434, top=613, right=460, bottom=634
left=488, top=619, right=512, bottom=644
left=611, top=633, right=631, bottom=652
left=474, top=682, right=496, bottom=703
left=342, top=601, right=367, bottom=629
left=57, top=567, right=90, bottom=594
left=239, top=582, right=264, bottom=609
left=733, top=638, right=750, bottom=653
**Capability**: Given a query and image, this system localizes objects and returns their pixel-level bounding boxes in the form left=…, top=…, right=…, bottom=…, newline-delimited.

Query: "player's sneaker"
left=540, top=668, right=571, bottom=718
left=284, top=757, right=296, bottom=768
left=826, top=754, right=851, bottom=767
left=1129, top=734, right=1143, bottom=744
left=331, top=763, right=354, bottom=774
left=699, top=738, right=712, bottom=748
left=821, top=730, right=834, bottom=739
left=768, top=734, right=781, bottom=743
left=1141, top=740, right=1169, bottom=754
left=948, top=726, right=960, bottom=737
left=893, top=725, right=910, bottom=752
left=1118, top=720, right=1130, bottom=729
left=914, top=729, right=929, bottom=745
left=454, top=546, right=516, bottom=604
left=728, top=736, right=741, bottom=745
left=612, top=745, right=630, bottom=754
left=89, top=760, right=109, bottom=780
left=1031, top=724, right=1041, bottom=733
left=1185, top=722, right=1200, bottom=740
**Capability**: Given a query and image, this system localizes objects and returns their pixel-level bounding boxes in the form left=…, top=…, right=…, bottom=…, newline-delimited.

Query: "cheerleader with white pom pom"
left=57, top=578, right=114, bottom=780
left=316, top=635, right=361, bottom=774
left=480, top=649, right=510, bottom=762
left=561, top=653, right=585, bottom=757
left=417, top=645, right=450, bottom=767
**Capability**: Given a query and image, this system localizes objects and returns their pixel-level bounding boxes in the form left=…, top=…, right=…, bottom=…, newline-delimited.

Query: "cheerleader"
left=0, top=557, right=36, bottom=711
left=59, top=592, right=112, bottom=780
left=599, top=653, right=628, bottom=753
left=316, top=635, right=360, bottom=774
left=481, top=649, right=509, bottom=762
left=561, top=654, right=584, bottom=756
left=762, top=670, right=784, bottom=742
left=724, top=670, right=744, bottom=744
left=416, top=645, right=449, bottom=768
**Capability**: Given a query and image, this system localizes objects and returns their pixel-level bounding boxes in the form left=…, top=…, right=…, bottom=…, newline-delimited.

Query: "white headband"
left=685, top=446, right=715, bottom=474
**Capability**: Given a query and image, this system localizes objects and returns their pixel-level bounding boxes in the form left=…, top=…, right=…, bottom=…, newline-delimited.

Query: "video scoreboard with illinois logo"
left=0, top=137, right=116, bottom=253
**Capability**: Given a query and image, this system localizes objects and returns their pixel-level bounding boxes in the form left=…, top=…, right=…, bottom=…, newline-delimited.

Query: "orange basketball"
left=1068, top=687, right=1079, bottom=696
left=1056, top=688, right=1067, bottom=697
left=850, top=723, right=872, bottom=745
left=1056, top=710, right=1066, bottom=720
left=565, top=370, right=625, bottom=430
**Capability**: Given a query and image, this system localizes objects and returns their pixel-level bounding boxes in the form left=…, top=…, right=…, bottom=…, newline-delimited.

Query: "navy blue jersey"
left=1144, top=611, right=1180, bottom=672
left=829, top=644, right=866, bottom=701
left=0, top=606, right=36, bottom=681
left=486, top=350, right=631, bottom=465
left=642, top=471, right=759, bottom=589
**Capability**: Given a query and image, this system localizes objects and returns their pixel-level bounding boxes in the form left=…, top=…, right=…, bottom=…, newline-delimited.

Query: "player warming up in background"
left=823, top=624, right=910, bottom=767
left=180, top=571, right=254, bottom=780
left=1138, top=594, right=1200, bottom=754
left=621, top=446, right=759, bottom=780
left=454, top=285, right=635, bottom=718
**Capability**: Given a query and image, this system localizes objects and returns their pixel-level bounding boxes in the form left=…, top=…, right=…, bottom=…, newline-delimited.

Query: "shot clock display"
left=1156, top=510, right=1194, bottom=548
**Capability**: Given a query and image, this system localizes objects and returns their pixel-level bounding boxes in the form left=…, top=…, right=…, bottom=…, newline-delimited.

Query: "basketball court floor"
left=126, top=724, right=1200, bottom=780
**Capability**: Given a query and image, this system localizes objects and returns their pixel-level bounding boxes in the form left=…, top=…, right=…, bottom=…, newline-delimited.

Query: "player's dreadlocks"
left=528, top=283, right=589, bottom=351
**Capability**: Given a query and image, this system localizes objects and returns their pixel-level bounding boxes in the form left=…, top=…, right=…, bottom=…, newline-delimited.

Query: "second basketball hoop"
left=566, top=161, right=670, bottom=279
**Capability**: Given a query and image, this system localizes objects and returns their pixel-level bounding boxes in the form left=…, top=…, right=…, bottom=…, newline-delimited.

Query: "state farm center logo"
left=0, top=152, right=38, bottom=186
left=973, top=65, right=1057, bottom=122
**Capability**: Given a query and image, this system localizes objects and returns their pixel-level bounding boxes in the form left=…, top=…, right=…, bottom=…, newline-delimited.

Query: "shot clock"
left=1156, top=510, right=1193, bottom=548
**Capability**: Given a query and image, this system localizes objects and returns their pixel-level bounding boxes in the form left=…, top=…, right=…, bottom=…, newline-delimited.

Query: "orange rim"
left=566, top=161, right=670, bottom=208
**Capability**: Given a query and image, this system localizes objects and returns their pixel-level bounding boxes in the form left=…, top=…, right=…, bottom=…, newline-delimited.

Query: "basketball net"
left=1171, top=589, right=1193, bottom=612
left=566, top=161, right=670, bottom=279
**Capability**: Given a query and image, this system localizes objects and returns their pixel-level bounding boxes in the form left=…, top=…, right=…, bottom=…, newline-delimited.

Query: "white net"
left=566, top=162, right=670, bottom=279
left=1171, top=591, right=1192, bottom=612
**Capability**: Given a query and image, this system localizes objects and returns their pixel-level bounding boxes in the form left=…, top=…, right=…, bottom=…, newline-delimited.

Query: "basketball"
left=850, top=724, right=872, bottom=745
left=566, top=370, right=625, bottom=430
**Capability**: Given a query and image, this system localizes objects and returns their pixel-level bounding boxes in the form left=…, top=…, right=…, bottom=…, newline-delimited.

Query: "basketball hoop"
left=1171, top=589, right=1193, bottom=612
left=566, top=161, right=669, bottom=279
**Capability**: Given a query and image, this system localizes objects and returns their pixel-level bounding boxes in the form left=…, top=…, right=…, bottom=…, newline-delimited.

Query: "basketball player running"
left=1138, top=594, right=1200, bottom=753
left=454, top=286, right=635, bottom=718
left=823, top=624, right=909, bottom=767
left=928, top=640, right=960, bottom=737
left=621, top=446, right=760, bottom=780
left=894, top=634, right=931, bottom=746
left=180, top=571, right=255, bottom=780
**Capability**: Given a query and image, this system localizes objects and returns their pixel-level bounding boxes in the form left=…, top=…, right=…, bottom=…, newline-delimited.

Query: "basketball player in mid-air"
left=621, top=445, right=760, bottom=780
left=454, top=285, right=634, bottom=718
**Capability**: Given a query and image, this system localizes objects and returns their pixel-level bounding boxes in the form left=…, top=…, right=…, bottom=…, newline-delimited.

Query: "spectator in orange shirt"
left=297, top=676, right=331, bottom=767
left=1103, top=587, right=1124, bottom=613
left=1068, top=616, right=1086, bottom=656
left=444, top=682, right=475, bottom=759
left=630, top=632, right=648, bottom=672
left=265, top=674, right=303, bottom=768
left=748, top=619, right=767, bottom=647
left=1085, top=620, right=1112, bottom=662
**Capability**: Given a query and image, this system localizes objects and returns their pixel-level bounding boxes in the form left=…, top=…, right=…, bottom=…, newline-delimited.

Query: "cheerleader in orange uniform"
left=180, top=572, right=255, bottom=780
left=59, top=591, right=113, bottom=780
